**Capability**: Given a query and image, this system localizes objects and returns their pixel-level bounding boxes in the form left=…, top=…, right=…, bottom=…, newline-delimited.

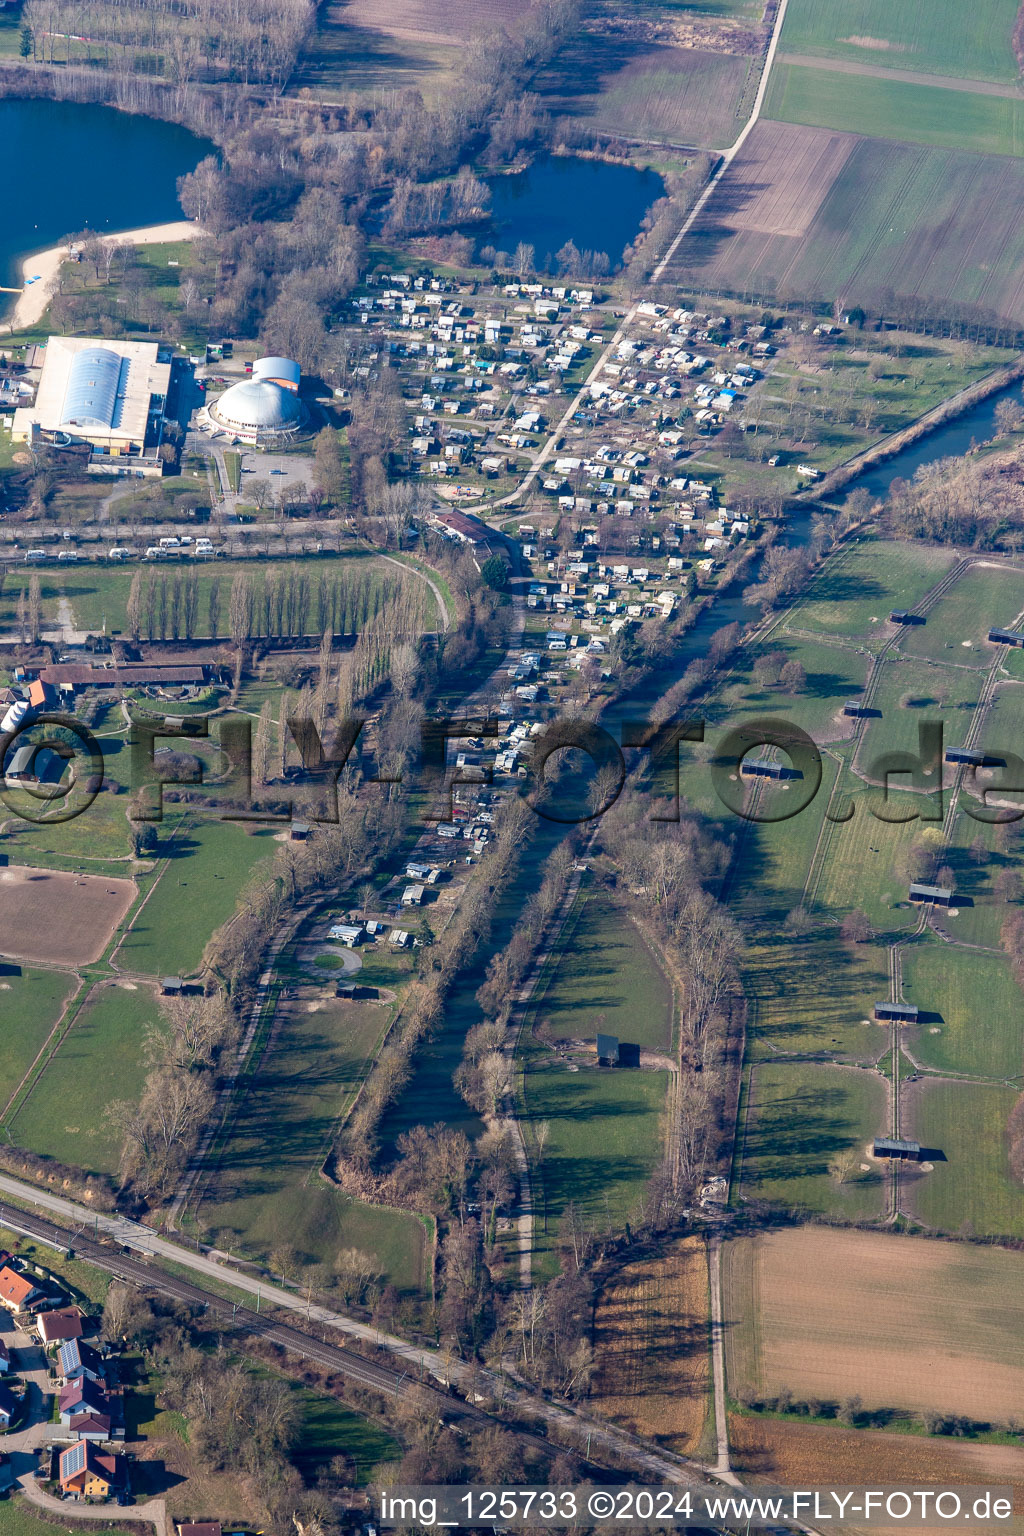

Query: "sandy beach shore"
left=5, top=221, right=203, bottom=334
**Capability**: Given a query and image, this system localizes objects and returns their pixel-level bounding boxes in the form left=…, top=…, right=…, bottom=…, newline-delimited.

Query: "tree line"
left=121, top=562, right=431, bottom=644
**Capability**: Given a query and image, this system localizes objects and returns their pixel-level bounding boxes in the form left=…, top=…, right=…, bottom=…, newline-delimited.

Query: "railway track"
left=0, top=1201, right=466, bottom=1408
left=0, top=1194, right=722, bottom=1486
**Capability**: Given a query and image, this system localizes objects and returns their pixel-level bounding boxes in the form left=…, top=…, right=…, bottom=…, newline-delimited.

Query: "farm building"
left=597, top=1033, right=620, bottom=1066
left=873, top=1002, right=920, bottom=1024
left=873, top=1137, right=922, bottom=1162
left=160, top=977, right=183, bottom=996
left=945, top=748, right=988, bottom=766
left=3, top=744, right=66, bottom=786
left=740, top=758, right=803, bottom=781
left=843, top=700, right=870, bottom=717
left=890, top=611, right=925, bottom=626
left=909, top=883, right=954, bottom=906
left=989, top=628, right=1024, bottom=647
left=38, top=662, right=209, bottom=692
left=0, top=697, right=31, bottom=735
left=336, top=981, right=379, bottom=1000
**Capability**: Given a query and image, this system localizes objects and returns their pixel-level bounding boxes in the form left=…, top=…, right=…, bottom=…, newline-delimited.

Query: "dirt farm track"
left=0, top=865, right=136, bottom=966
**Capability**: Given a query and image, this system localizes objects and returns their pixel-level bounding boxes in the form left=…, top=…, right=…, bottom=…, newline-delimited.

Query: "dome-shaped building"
left=208, top=359, right=305, bottom=445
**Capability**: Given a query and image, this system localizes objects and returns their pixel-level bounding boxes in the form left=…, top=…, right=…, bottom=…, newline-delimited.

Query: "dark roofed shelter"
left=909, top=882, right=954, bottom=906
left=596, top=1033, right=620, bottom=1066
left=890, top=611, right=924, bottom=625
left=161, top=977, right=183, bottom=996
left=740, top=757, right=803, bottom=780
left=873, top=1001, right=920, bottom=1023
left=988, top=628, right=1024, bottom=647
left=873, top=1137, right=922, bottom=1161
left=945, top=748, right=987, bottom=766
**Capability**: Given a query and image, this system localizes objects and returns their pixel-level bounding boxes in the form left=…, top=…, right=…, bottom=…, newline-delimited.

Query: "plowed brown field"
left=724, top=1228, right=1024, bottom=1423
left=590, top=1235, right=710, bottom=1454
left=0, top=865, right=135, bottom=967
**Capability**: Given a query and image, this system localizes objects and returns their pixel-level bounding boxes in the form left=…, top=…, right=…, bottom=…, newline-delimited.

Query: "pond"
left=479, top=154, right=666, bottom=272
left=0, top=97, right=212, bottom=315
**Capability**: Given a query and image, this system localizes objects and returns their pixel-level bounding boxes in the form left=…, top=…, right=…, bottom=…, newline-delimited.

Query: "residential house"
left=58, top=1338, right=107, bottom=1387
left=67, top=1411, right=113, bottom=1442
left=37, top=1306, right=83, bottom=1347
left=0, top=1384, right=19, bottom=1428
left=59, top=1439, right=124, bottom=1499
left=59, top=1379, right=109, bottom=1426
left=0, top=1266, right=45, bottom=1314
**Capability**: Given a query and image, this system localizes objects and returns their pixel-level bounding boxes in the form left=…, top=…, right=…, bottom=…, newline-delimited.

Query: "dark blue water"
left=855, top=379, right=1024, bottom=498
left=1, top=98, right=212, bottom=308
left=481, top=154, right=666, bottom=270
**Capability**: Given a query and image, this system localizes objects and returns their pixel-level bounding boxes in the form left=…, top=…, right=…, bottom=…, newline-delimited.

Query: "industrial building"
left=11, top=337, right=172, bottom=476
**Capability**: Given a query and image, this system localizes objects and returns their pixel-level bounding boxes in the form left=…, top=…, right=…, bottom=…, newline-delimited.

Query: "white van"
left=23, top=549, right=47, bottom=562
left=108, top=547, right=133, bottom=560
left=158, top=536, right=181, bottom=549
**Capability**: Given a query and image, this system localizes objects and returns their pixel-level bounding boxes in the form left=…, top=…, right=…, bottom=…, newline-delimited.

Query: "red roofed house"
left=37, top=1306, right=83, bottom=1346
left=0, top=1266, right=44, bottom=1313
left=59, top=1380, right=108, bottom=1426
left=59, top=1439, right=123, bottom=1498
left=27, top=679, right=56, bottom=710
left=67, top=1411, right=112, bottom=1442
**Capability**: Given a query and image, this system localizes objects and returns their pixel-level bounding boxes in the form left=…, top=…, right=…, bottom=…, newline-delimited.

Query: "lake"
left=0, top=97, right=212, bottom=312
left=480, top=154, right=666, bottom=271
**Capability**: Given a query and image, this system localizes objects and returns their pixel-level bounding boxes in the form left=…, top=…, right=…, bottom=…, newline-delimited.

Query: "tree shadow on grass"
left=744, top=1081, right=878, bottom=1185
